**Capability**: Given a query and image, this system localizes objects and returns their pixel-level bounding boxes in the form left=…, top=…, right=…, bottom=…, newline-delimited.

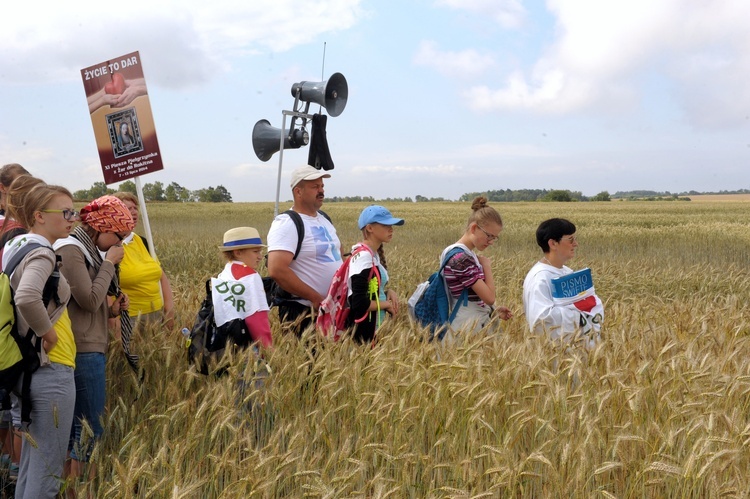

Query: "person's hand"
left=42, top=328, right=58, bottom=353
left=163, top=306, right=175, bottom=331
left=311, top=294, right=325, bottom=312
left=114, top=83, right=147, bottom=107
left=105, top=244, right=125, bottom=265
left=477, top=255, right=491, bottom=270
left=385, top=289, right=399, bottom=316
left=494, top=306, right=513, bottom=321
left=119, top=293, right=130, bottom=312
left=110, top=293, right=129, bottom=317
left=88, top=91, right=120, bottom=113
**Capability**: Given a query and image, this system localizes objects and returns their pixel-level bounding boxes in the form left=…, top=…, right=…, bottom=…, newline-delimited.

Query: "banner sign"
left=81, top=51, right=164, bottom=184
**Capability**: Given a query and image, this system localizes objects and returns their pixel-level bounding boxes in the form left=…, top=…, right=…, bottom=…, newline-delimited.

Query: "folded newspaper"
left=549, top=268, right=603, bottom=342
left=550, top=268, right=593, bottom=300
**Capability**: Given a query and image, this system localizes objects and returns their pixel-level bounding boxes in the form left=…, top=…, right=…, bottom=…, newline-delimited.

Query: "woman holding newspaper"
left=522, top=218, right=604, bottom=348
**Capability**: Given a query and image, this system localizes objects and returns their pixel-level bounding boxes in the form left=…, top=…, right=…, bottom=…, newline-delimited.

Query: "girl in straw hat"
left=215, top=227, right=272, bottom=350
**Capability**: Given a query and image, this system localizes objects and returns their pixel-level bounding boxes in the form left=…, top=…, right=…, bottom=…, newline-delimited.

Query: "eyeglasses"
left=476, top=224, right=498, bottom=242
left=41, top=209, right=79, bottom=221
left=561, top=235, right=578, bottom=243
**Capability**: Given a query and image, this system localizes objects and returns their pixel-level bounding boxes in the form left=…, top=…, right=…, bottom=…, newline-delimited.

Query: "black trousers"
left=277, top=301, right=314, bottom=338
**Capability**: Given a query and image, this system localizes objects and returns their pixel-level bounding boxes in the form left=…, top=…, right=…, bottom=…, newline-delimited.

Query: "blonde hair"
left=113, top=191, right=138, bottom=206
left=466, top=196, right=503, bottom=230
left=8, top=183, right=72, bottom=229
left=0, top=164, right=30, bottom=189
left=3, top=176, right=47, bottom=230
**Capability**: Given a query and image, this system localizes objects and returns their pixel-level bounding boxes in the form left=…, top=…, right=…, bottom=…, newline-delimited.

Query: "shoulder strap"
left=3, top=243, right=45, bottom=277
left=440, top=246, right=468, bottom=323
left=318, top=209, right=332, bottom=223
left=41, top=254, right=62, bottom=308
left=439, top=246, right=465, bottom=272
left=282, top=210, right=305, bottom=261
left=283, top=209, right=333, bottom=260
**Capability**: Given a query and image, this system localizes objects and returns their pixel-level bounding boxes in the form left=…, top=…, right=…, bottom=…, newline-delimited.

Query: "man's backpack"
left=408, top=246, right=468, bottom=341
left=262, top=209, right=332, bottom=306
left=187, top=279, right=252, bottom=376
left=316, top=245, right=378, bottom=341
left=0, top=242, right=60, bottom=427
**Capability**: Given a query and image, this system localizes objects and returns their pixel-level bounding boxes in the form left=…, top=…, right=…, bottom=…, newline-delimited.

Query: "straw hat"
left=218, top=227, right=265, bottom=250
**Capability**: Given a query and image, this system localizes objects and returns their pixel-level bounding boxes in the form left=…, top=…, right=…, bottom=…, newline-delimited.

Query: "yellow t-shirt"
left=119, top=234, right=163, bottom=315
left=48, top=308, right=76, bottom=368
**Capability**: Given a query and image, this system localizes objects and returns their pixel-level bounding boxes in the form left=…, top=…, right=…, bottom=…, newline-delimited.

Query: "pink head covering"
left=80, top=195, right=135, bottom=233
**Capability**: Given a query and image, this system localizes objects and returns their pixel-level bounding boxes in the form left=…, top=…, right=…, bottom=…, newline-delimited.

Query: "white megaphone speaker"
left=291, top=72, right=348, bottom=117
left=252, top=119, right=309, bottom=162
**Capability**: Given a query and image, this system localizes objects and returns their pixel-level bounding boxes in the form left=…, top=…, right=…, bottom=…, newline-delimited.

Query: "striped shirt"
left=443, top=252, right=484, bottom=301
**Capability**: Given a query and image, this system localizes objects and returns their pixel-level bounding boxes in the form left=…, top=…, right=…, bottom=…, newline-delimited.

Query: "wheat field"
left=35, top=200, right=750, bottom=498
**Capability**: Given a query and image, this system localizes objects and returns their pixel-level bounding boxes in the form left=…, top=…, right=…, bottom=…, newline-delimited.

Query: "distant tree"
left=142, top=181, right=165, bottom=201
left=117, top=180, right=137, bottom=194
left=179, top=187, right=193, bottom=202
left=214, top=185, right=232, bottom=202
left=592, top=191, right=611, bottom=202
left=195, top=185, right=233, bottom=202
left=415, top=195, right=428, bottom=202
left=73, top=181, right=113, bottom=201
left=164, top=183, right=178, bottom=202
left=167, top=182, right=190, bottom=202
left=542, top=190, right=572, bottom=202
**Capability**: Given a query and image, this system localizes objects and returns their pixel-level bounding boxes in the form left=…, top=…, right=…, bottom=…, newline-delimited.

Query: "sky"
left=2, top=0, right=749, bottom=202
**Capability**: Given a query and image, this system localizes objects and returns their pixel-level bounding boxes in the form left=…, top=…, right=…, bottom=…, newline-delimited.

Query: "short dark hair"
left=536, top=218, right=576, bottom=253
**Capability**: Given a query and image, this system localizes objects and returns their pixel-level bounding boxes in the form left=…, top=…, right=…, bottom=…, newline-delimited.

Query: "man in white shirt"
left=267, top=165, right=342, bottom=336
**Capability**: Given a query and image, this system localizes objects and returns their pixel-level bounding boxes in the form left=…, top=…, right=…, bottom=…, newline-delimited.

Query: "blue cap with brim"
left=358, top=205, right=405, bottom=230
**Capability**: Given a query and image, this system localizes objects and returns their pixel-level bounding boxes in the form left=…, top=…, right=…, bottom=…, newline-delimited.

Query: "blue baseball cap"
left=358, top=205, right=405, bottom=230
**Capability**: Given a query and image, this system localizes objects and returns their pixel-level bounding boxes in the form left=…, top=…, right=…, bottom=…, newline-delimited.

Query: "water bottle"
left=181, top=327, right=191, bottom=348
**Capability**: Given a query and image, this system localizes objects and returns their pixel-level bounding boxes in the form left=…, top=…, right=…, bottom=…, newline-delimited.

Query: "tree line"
left=75, top=181, right=745, bottom=204
left=73, top=181, right=233, bottom=202
left=459, top=189, right=612, bottom=202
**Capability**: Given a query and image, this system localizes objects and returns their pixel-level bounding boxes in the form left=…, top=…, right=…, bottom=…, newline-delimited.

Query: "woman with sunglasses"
left=53, top=195, right=134, bottom=485
left=522, top=218, right=603, bottom=348
left=2, top=184, right=77, bottom=498
left=440, top=196, right=512, bottom=344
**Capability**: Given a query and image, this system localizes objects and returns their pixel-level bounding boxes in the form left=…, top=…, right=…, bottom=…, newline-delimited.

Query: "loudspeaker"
left=291, top=72, right=348, bottom=117
left=252, top=119, right=309, bottom=162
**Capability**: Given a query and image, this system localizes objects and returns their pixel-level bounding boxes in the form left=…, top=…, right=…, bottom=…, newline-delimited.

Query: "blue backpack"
left=410, top=247, right=468, bottom=341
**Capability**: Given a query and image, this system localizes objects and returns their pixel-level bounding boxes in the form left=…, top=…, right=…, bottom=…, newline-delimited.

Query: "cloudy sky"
left=2, top=0, right=749, bottom=202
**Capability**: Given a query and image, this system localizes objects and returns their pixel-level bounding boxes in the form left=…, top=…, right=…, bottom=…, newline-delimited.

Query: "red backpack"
left=316, top=244, right=380, bottom=341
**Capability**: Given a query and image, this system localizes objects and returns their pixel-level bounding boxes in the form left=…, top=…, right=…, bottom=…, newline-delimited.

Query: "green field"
left=63, top=201, right=750, bottom=497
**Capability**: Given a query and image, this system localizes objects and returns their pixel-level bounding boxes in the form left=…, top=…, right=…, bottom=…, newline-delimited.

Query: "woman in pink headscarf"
left=53, top=195, right=134, bottom=483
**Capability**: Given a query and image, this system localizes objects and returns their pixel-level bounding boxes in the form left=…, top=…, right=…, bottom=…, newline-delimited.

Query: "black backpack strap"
left=318, top=209, right=332, bottom=224
left=282, top=210, right=305, bottom=260
left=41, top=254, right=62, bottom=308
left=282, top=209, right=333, bottom=261
left=19, top=337, right=42, bottom=430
